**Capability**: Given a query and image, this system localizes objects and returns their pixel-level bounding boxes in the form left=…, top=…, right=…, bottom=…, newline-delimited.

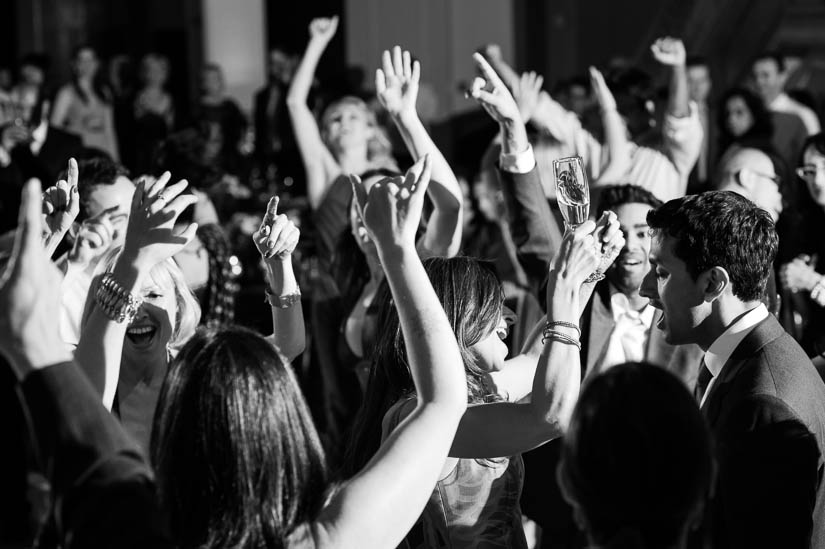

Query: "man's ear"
left=701, top=266, right=730, bottom=302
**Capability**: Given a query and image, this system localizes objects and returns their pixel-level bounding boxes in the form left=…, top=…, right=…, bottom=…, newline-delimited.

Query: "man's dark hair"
left=754, top=51, right=785, bottom=73
left=75, top=157, right=131, bottom=222
left=647, top=191, right=778, bottom=302
left=686, top=55, right=709, bottom=69
left=596, top=184, right=663, bottom=217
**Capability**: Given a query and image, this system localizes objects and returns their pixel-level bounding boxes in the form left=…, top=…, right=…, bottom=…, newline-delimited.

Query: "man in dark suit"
left=253, top=48, right=301, bottom=185
left=640, top=191, right=825, bottom=548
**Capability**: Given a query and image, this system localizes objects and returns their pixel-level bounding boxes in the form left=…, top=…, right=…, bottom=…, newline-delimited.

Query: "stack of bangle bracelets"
left=542, top=320, right=582, bottom=350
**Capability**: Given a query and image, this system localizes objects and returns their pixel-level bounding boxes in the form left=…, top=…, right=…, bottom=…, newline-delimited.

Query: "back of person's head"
left=596, top=184, right=662, bottom=217
left=558, top=362, right=713, bottom=549
left=344, top=256, right=504, bottom=476
left=75, top=157, right=131, bottom=222
left=151, top=326, right=328, bottom=548
left=647, top=191, right=778, bottom=302
left=713, top=146, right=786, bottom=222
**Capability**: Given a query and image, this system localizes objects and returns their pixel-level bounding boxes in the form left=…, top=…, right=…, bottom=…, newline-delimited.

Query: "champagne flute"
left=552, top=156, right=605, bottom=283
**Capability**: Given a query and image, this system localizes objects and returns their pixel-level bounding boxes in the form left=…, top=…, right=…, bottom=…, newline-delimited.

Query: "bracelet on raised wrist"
left=264, top=286, right=302, bottom=309
left=95, top=272, right=143, bottom=324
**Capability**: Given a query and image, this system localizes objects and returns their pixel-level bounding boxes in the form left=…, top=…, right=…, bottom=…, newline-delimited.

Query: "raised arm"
left=75, top=173, right=197, bottom=409
left=308, top=156, right=467, bottom=549
left=445, top=213, right=624, bottom=459
left=286, top=16, right=341, bottom=209
left=651, top=37, right=703, bottom=184
left=589, top=66, right=632, bottom=185
left=376, top=46, right=462, bottom=257
left=253, top=196, right=305, bottom=362
left=471, top=57, right=561, bottom=285
left=651, top=36, right=689, bottom=118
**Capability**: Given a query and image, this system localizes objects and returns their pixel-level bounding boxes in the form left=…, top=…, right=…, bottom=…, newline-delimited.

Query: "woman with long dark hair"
left=51, top=45, right=119, bottom=160
left=346, top=212, right=624, bottom=547
left=151, top=156, right=470, bottom=548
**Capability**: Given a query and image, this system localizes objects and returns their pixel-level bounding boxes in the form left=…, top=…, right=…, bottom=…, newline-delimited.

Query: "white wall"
left=202, top=0, right=266, bottom=113
left=345, top=0, right=514, bottom=120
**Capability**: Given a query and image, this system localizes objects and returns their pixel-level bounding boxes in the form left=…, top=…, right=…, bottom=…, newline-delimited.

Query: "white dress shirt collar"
left=704, top=304, right=769, bottom=377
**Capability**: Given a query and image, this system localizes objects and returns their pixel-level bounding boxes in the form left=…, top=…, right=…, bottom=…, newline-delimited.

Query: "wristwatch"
left=264, top=287, right=302, bottom=308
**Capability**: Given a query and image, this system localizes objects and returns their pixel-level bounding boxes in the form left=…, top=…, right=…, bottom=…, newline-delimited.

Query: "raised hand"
left=309, top=16, right=339, bottom=44
left=376, top=46, right=420, bottom=118
left=551, top=221, right=602, bottom=288
left=253, top=196, right=300, bottom=261
left=651, top=37, right=686, bottom=67
left=351, top=154, right=432, bottom=251
left=513, top=71, right=544, bottom=123
left=121, top=172, right=198, bottom=272
left=42, top=158, right=80, bottom=240
left=469, top=52, right=522, bottom=127
left=589, top=66, right=617, bottom=111
left=0, top=179, right=70, bottom=378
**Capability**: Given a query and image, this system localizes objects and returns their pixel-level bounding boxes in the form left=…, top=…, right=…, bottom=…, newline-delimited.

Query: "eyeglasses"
left=796, top=166, right=825, bottom=180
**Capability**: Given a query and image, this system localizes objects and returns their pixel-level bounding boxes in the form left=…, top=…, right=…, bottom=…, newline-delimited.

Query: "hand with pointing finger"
left=253, top=196, right=301, bottom=261
left=41, top=158, right=80, bottom=256
left=469, top=52, right=523, bottom=128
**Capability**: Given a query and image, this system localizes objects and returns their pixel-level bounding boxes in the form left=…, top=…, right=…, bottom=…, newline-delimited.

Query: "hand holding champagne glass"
left=552, top=156, right=606, bottom=282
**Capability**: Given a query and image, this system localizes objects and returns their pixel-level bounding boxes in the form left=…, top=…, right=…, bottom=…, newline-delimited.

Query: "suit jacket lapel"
left=701, top=315, right=786, bottom=426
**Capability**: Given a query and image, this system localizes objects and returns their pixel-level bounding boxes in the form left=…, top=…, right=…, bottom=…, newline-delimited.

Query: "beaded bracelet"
left=541, top=329, right=582, bottom=350
left=95, top=272, right=143, bottom=324
left=264, top=286, right=302, bottom=309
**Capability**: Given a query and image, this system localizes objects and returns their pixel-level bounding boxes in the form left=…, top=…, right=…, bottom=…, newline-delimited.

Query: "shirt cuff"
left=499, top=145, right=536, bottom=174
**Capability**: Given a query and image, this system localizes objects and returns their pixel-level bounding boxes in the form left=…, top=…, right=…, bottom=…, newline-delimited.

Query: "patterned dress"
left=384, top=398, right=528, bottom=549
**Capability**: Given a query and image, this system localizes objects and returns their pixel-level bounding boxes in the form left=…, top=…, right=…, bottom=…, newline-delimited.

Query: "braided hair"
left=195, top=223, right=236, bottom=328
